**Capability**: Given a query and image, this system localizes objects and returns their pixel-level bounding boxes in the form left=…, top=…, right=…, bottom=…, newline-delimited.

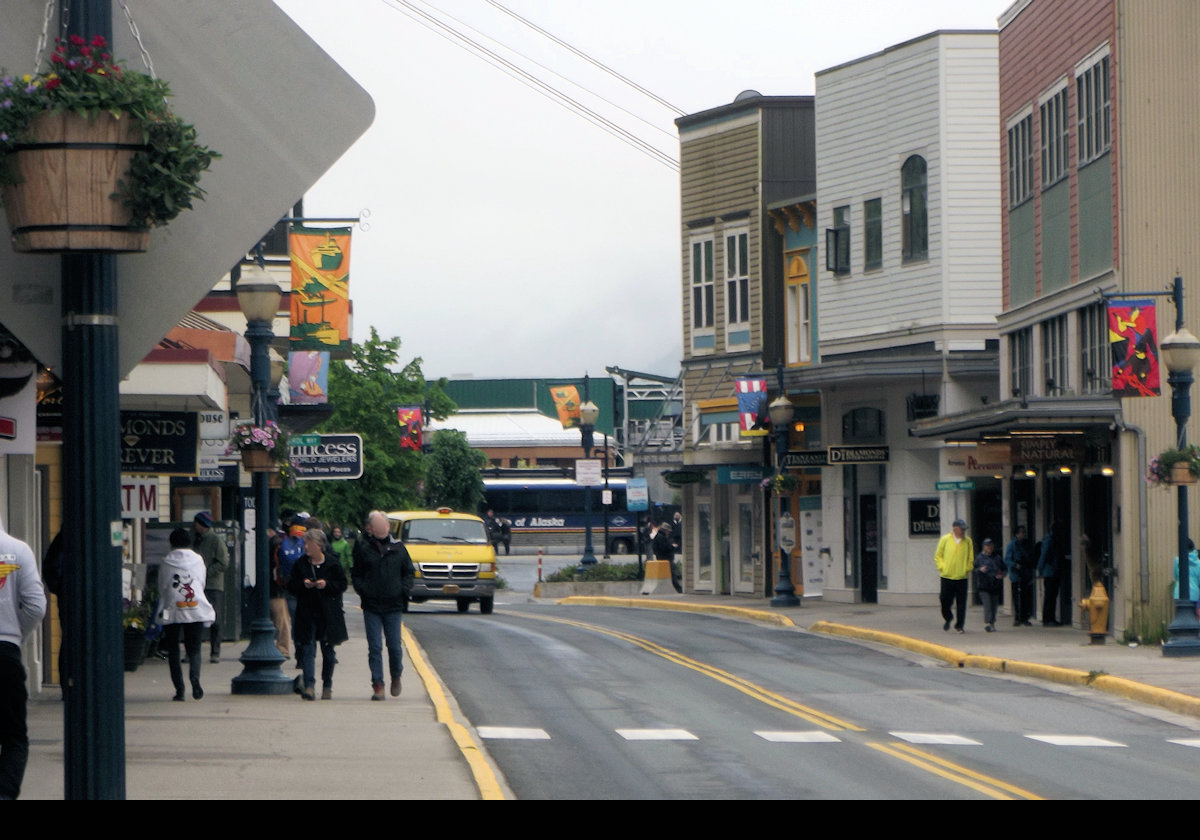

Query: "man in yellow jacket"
left=935, top=518, right=974, bottom=633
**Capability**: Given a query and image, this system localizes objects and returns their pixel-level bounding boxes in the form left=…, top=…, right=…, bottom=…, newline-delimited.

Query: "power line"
left=418, top=0, right=677, bottom=142
left=486, top=0, right=686, bottom=116
left=378, top=0, right=679, bottom=171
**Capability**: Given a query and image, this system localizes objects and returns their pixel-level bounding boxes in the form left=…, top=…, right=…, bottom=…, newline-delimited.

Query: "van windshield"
left=402, top=518, right=488, bottom=544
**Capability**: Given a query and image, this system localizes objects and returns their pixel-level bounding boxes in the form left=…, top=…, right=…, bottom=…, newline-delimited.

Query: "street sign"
left=626, top=477, right=649, bottom=511
left=935, top=480, right=976, bottom=491
left=120, top=477, right=160, bottom=520
left=778, top=512, right=797, bottom=553
left=575, top=459, right=603, bottom=487
left=290, top=433, right=363, bottom=480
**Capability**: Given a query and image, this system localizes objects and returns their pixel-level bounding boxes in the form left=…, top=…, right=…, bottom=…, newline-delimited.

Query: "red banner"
left=396, top=406, right=423, bottom=451
left=1109, top=300, right=1160, bottom=397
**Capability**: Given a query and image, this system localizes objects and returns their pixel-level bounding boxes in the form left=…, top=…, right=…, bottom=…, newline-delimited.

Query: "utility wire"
left=486, top=0, right=686, bottom=116
left=379, top=0, right=679, bottom=171
left=417, top=0, right=677, bottom=142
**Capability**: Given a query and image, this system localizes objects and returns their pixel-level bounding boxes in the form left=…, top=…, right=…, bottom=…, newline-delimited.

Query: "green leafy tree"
left=282, top=328, right=455, bottom=527
left=423, top=429, right=487, bottom=513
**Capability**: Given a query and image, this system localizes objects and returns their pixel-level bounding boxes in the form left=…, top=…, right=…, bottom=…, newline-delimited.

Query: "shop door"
left=732, top=492, right=756, bottom=593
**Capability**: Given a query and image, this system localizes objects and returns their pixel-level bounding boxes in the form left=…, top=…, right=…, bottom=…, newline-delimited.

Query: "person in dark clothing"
left=1038, top=523, right=1066, bottom=626
left=653, top=522, right=682, bottom=593
left=974, top=538, right=1007, bottom=632
left=352, top=511, right=414, bottom=701
left=1005, top=525, right=1035, bottom=626
left=289, top=528, right=348, bottom=701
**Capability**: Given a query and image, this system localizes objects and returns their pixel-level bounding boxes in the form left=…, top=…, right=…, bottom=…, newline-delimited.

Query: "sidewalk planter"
left=123, top=628, right=148, bottom=672
left=2, top=112, right=150, bottom=253
left=535, top=580, right=642, bottom=599
left=1170, top=462, right=1198, bottom=486
left=241, top=448, right=276, bottom=473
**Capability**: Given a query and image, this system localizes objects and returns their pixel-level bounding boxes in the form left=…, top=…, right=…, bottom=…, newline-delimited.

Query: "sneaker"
left=955, top=628, right=965, bottom=634
left=371, top=682, right=385, bottom=701
left=172, top=691, right=185, bottom=702
left=985, top=624, right=995, bottom=633
left=210, top=654, right=220, bottom=664
left=322, top=687, right=332, bottom=700
left=192, top=680, right=204, bottom=700
left=390, top=676, right=402, bottom=697
left=943, top=620, right=951, bottom=631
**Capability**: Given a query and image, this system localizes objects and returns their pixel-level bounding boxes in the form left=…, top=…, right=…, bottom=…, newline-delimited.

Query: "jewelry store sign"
left=120, top=411, right=199, bottom=476
left=827, top=445, right=889, bottom=464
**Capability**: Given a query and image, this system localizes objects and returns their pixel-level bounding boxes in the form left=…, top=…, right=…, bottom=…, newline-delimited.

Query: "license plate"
left=442, top=584, right=460, bottom=595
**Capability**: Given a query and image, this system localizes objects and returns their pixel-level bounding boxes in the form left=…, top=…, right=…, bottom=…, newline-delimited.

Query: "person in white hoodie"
left=158, top=528, right=216, bottom=702
left=0, top=521, right=46, bottom=800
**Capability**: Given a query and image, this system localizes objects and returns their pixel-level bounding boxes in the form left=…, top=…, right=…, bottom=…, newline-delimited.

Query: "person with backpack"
left=276, top=518, right=309, bottom=656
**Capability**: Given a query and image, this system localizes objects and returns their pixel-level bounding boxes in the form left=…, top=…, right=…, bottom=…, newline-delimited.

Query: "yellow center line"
left=886, top=742, right=1044, bottom=800
left=509, top=611, right=862, bottom=732
left=505, top=610, right=1048, bottom=800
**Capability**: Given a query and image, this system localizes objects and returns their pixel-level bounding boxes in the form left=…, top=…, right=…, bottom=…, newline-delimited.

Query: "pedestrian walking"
left=192, top=511, right=228, bottom=663
left=158, top=528, right=216, bottom=702
left=1038, top=522, right=1066, bottom=626
left=0, top=521, right=46, bottom=800
left=290, top=528, right=348, bottom=701
left=352, top=511, right=414, bottom=701
left=974, top=538, right=1007, bottom=632
left=934, top=518, right=974, bottom=633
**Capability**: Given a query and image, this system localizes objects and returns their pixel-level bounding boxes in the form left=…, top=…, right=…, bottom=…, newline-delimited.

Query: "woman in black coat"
left=289, top=528, right=348, bottom=700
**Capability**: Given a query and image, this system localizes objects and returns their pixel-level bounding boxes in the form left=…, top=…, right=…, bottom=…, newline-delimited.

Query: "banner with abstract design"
left=735, top=377, right=769, bottom=436
left=396, top=406, right=423, bottom=451
left=550, top=385, right=582, bottom=429
left=1108, top=300, right=1160, bottom=397
left=288, top=351, right=329, bottom=405
left=289, top=225, right=351, bottom=356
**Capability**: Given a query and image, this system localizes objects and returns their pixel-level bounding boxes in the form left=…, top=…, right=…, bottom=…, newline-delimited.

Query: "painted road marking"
left=891, top=732, right=982, bottom=745
left=1168, top=738, right=1200, bottom=749
left=617, top=728, right=698, bottom=741
left=477, top=726, right=551, bottom=740
left=1026, top=735, right=1126, bottom=747
left=869, top=742, right=1044, bottom=800
left=755, top=730, right=842, bottom=743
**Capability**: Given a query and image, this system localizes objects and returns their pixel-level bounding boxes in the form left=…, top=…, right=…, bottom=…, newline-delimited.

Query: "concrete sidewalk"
left=20, top=627, right=482, bottom=800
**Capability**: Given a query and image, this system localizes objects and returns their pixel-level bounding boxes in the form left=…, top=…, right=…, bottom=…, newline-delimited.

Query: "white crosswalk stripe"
left=755, top=731, right=842, bottom=743
left=477, top=726, right=551, bottom=740
left=616, top=728, right=698, bottom=741
left=1026, top=735, right=1126, bottom=747
left=890, top=732, right=982, bottom=745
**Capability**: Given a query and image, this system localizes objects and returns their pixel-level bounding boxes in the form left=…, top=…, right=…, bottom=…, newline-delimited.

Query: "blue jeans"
left=363, top=609, right=403, bottom=686
left=297, top=637, right=337, bottom=689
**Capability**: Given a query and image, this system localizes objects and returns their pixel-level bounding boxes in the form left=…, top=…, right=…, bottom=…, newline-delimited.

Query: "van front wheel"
left=479, top=596, right=494, bottom=615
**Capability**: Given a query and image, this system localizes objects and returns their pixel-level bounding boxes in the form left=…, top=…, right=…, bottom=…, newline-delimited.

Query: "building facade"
left=812, top=31, right=1002, bottom=604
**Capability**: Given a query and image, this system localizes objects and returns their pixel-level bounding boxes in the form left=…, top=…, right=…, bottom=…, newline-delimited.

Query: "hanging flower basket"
left=0, top=34, right=218, bottom=254
left=1147, top=446, right=1200, bottom=486
left=241, top=448, right=277, bottom=473
left=2, top=111, right=149, bottom=252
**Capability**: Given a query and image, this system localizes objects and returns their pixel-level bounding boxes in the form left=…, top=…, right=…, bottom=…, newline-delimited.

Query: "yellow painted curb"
left=402, top=624, right=506, bottom=800
left=808, top=620, right=966, bottom=666
left=558, top=596, right=797, bottom=627
left=1092, top=674, right=1200, bottom=717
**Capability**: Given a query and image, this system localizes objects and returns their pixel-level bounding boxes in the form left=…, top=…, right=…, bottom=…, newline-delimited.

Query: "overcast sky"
left=275, top=0, right=1010, bottom=380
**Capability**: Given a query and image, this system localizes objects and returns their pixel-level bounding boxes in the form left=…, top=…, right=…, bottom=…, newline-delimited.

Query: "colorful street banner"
left=550, top=385, right=582, bottom=429
left=396, top=406, right=423, bottom=451
left=1108, top=299, right=1160, bottom=397
left=288, top=351, right=329, bottom=405
left=735, top=377, right=769, bottom=436
left=0, top=363, right=36, bottom=456
left=289, top=225, right=352, bottom=355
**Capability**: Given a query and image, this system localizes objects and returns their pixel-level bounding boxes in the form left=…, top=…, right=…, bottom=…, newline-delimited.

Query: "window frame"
left=1076, top=49, right=1111, bottom=167
left=1010, top=327, right=1032, bottom=399
left=1079, top=303, right=1110, bottom=395
left=900, top=155, right=928, bottom=261
left=826, top=205, right=850, bottom=274
left=1007, top=111, right=1034, bottom=207
left=785, top=248, right=812, bottom=366
left=724, top=227, right=750, bottom=343
left=1042, top=314, right=1070, bottom=396
left=1039, top=85, right=1069, bottom=188
left=689, top=233, right=715, bottom=336
left=863, top=197, right=882, bottom=271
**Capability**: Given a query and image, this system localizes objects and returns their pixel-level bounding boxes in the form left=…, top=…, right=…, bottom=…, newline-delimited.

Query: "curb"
left=807, top=621, right=1200, bottom=719
left=556, top=596, right=797, bottom=628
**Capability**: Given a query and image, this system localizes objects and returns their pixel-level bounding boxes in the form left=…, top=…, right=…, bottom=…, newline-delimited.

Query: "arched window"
left=901, top=155, right=927, bottom=261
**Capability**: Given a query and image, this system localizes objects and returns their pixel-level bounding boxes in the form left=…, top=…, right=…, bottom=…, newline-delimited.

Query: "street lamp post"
left=579, top=377, right=601, bottom=566
left=231, top=266, right=294, bottom=692
left=769, top=384, right=800, bottom=608
left=1162, top=276, right=1200, bottom=657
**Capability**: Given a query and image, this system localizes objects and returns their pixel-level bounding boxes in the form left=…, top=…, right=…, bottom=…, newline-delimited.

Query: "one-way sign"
left=290, top=433, right=364, bottom=480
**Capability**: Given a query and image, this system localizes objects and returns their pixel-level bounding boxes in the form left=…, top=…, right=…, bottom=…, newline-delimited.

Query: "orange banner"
left=550, top=385, right=582, bottom=429
left=289, top=226, right=351, bottom=355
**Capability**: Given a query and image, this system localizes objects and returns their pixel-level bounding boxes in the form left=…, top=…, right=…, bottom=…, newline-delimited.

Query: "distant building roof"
left=428, top=409, right=591, bottom=448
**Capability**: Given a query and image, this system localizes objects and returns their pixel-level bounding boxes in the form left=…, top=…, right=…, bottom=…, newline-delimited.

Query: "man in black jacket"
left=351, top=511, right=414, bottom=701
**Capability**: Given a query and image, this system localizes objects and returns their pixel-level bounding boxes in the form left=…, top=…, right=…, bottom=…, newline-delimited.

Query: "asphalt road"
left=406, top=603, right=1200, bottom=799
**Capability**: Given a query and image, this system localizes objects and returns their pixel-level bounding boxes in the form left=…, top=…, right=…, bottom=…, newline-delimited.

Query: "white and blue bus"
left=481, top=473, right=645, bottom=555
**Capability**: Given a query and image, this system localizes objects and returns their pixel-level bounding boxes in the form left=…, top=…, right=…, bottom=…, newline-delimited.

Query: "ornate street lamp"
left=769, top=390, right=800, bottom=608
left=579, top=380, right=601, bottom=566
left=1161, top=285, right=1200, bottom=656
left=231, top=264, right=294, bottom=692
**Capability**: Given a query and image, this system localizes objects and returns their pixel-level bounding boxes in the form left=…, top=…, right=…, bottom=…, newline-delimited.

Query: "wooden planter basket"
left=2, top=111, right=150, bottom=253
left=241, top=448, right=278, bottom=473
left=1170, top=462, right=1198, bottom=485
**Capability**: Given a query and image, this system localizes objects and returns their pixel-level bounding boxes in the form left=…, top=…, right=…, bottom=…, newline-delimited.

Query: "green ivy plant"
left=0, top=34, right=218, bottom=229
